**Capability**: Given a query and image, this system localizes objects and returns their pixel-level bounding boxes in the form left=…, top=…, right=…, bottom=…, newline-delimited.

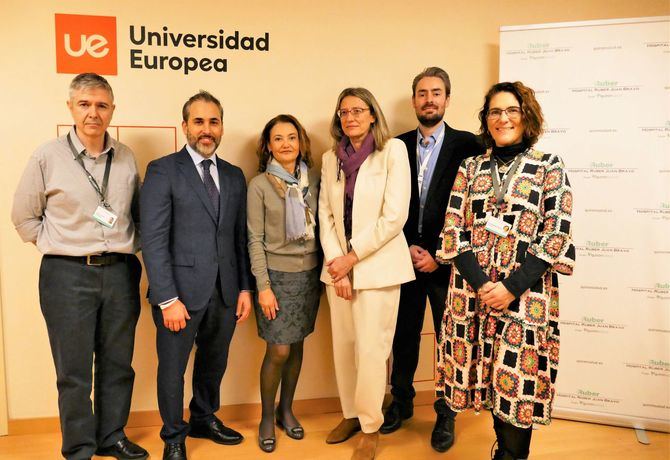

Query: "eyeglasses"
left=487, top=106, right=522, bottom=120
left=337, top=107, right=370, bottom=119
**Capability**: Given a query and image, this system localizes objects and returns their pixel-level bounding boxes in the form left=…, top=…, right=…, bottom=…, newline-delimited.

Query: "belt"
left=46, top=253, right=132, bottom=266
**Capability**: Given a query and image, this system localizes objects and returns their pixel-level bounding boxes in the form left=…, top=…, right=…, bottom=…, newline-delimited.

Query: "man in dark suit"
left=381, top=67, right=484, bottom=453
left=140, top=91, right=252, bottom=460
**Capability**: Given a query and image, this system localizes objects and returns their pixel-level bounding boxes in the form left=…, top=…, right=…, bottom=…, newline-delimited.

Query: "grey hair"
left=69, top=73, right=114, bottom=100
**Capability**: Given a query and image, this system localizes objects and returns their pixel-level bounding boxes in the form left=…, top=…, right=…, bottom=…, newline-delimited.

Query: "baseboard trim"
left=7, top=390, right=436, bottom=436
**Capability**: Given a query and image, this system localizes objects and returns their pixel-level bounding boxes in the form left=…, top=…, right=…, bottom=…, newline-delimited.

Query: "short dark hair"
left=411, top=67, right=451, bottom=96
left=182, top=90, right=223, bottom=122
left=478, top=81, right=544, bottom=148
left=69, top=73, right=114, bottom=100
left=256, top=114, right=313, bottom=172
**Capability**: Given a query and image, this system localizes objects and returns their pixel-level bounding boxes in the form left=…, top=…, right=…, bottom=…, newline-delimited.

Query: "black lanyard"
left=67, top=133, right=113, bottom=207
left=490, top=152, right=525, bottom=208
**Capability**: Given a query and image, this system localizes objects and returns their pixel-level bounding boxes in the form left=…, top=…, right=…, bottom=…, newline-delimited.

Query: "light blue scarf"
left=266, top=159, right=315, bottom=241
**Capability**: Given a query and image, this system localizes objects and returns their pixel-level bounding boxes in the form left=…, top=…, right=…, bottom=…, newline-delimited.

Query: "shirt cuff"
left=159, top=297, right=179, bottom=310
left=255, top=273, right=271, bottom=291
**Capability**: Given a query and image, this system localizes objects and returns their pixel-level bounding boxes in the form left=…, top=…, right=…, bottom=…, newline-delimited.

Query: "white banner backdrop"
left=499, top=17, right=670, bottom=432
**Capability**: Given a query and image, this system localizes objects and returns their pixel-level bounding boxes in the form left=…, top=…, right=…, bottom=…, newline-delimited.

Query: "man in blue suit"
left=140, top=91, right=252, bottom=460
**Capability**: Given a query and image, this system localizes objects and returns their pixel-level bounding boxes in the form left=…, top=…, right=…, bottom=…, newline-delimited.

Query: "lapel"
left=329, top=154, right=347, bottom=244
left=405, top=130, right=420, bottom=201
left=176, top=148, right=218, bottom=223
left=424, top=122, right=457, bottom=205
left=215, top=156, right=230, bottom=226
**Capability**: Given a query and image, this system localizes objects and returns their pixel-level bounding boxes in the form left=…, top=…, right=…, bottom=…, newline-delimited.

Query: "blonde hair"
left=329, top=87, right=389, bottom=151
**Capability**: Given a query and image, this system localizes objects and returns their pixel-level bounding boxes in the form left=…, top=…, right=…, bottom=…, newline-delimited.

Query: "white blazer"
left=319, top=138, right=415, bottom=289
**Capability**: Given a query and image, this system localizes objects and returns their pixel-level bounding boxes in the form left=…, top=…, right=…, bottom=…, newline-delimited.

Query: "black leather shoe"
left=431, top=413, right=455, bottom=453
left=163, top=442, right=187, bottom=460
left=95, top=437, right=149, bottom=459
left=189, top=418, right=243, bottom=445
left=492, top=444, right=523, bottom=460
left=380, top=401, right=413, bottom=434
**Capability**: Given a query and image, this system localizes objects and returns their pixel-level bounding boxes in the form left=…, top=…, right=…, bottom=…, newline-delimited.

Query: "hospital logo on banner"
left=55, top=14, right=117, bottom=75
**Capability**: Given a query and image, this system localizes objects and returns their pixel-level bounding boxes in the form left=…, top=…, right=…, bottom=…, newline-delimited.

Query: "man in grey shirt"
left=11, top=73, right=148, bottom=460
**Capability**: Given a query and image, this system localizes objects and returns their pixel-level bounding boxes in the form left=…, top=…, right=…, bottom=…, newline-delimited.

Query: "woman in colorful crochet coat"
left=435, top=81, right=575, bottom=460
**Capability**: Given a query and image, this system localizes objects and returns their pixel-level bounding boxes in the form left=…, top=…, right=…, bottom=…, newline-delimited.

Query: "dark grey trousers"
left=39, top=255, right=141, bottom=460
left=152, top=282, right=237, bottom=443
left=390, top=269, right=450, bottom=413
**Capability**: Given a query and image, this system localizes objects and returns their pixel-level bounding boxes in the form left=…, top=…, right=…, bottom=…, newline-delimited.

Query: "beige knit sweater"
left=246, top=169, right=320, bottom=290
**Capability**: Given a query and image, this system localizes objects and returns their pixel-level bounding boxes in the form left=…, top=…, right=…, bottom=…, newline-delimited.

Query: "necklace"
left=496, top=156, right=515, bottom=168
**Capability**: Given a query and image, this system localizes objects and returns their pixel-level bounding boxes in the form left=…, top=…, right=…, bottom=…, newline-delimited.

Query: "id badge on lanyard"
left=485, top=216, right=512, bottom=237
left=486, top=154, right=524, bottom=237
left=67, top=133, right=118, bottom=228
left=93, top=205, right=118, bottom=228
left=416, top=129, right=445, bottom=194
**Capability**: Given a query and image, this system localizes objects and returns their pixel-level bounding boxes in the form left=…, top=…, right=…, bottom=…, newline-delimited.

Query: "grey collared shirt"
left=12, top=127, right=140, bottom=256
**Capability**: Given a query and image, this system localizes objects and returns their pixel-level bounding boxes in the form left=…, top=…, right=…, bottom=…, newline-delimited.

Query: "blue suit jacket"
left=140, top=147, right=252, bottom=311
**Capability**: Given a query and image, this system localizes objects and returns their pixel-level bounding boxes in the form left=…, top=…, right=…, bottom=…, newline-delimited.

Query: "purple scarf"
left=335, top=132, right=376, bottom=239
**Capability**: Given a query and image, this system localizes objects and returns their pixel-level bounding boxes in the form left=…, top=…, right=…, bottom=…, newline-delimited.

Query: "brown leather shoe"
left=326, top=418, right=361, bottom=444
left=351, top=431, right=378, bottom=460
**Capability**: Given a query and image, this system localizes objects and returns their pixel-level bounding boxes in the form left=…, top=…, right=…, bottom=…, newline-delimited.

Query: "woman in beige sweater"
left=247, top=114, right=321, bottom=453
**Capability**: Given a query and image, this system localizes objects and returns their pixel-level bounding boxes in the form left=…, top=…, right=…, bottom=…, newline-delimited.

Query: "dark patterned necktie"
left=201, top=159, right=219, bottom=220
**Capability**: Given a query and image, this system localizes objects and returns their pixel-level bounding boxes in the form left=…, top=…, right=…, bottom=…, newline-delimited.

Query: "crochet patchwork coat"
left=435, top=148, right=575, bottom=428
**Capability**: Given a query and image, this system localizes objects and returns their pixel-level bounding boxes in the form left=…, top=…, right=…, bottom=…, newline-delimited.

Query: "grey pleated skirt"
left=254, top=266, right=321, bottom=344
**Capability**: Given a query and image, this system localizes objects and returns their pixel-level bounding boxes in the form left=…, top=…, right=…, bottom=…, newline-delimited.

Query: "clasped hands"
left=478, top=281, right=515, bottom=311
left=409, top=245, right=439, bottom=273
left=326, top=251, right=359, bottom=300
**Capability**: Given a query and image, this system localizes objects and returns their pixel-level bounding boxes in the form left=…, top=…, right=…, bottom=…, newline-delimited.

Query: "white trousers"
left=326, top=284, right=401, bottom=433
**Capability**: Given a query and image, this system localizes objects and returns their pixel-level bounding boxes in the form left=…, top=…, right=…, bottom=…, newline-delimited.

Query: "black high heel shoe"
left=275, top=411, right=305, bottom=440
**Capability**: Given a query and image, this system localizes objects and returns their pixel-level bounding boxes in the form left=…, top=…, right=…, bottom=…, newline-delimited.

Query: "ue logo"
left=55, top=13, right=117, bottom=75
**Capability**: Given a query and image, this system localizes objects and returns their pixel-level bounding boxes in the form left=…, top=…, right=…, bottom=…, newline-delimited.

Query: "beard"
left=186, top=131, right=220, bottom=157
left=417, top=112, right=444, bottom=128
left=416, top=104, right=445, bottom=128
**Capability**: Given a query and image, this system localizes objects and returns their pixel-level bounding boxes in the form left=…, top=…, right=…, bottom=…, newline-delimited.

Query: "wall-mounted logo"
left=55, top=14, right=117, bottom=75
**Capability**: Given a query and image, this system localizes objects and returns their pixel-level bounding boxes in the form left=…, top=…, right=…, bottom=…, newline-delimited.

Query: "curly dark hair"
left=478, top=81, right=544, bottom=148
left=256, top=114, right=312, bottom=172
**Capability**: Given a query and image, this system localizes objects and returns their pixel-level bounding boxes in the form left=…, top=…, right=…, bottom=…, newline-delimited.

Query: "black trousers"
left=39, top=255, right=141, bottom=460
left=152, top=282, right=237, bottom=443
left=390, top=268, right=449, bottom=413
left=493, top=413, right=532, bottom=458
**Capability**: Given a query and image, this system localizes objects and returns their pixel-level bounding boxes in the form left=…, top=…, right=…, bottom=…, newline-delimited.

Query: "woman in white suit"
left=319, top=87, right=415, bottom=460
